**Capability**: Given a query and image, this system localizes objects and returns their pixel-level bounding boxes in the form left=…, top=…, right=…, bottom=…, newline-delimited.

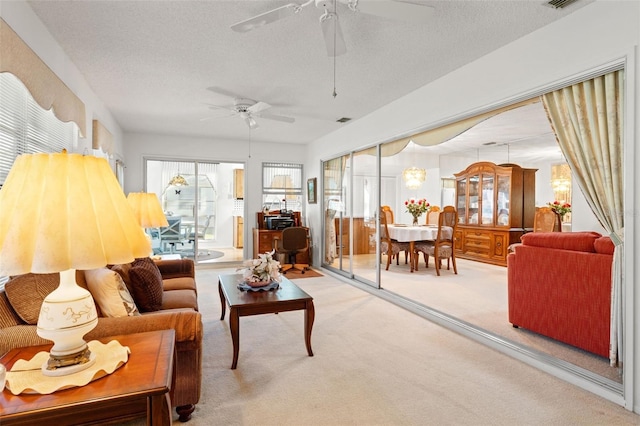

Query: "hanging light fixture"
left=402, top=140, right=426, bottom=189
left=168, top=174, right=188, bottom=187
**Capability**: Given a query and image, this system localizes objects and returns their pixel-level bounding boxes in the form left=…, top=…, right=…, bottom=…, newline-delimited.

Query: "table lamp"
left=127, top=192, right=169, bottom=229
left=127, top=192, right=169, bottom=255
left=0, top=152, right=151, bottom=376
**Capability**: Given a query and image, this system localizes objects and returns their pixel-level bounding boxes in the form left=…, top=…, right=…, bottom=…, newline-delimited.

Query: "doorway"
left=144, top=159, right=244, bottom=264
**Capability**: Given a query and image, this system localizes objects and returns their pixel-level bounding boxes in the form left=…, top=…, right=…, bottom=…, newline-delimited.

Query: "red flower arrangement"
left=547, top=200, right=571, bottom=217
left=405, top=198, right=430, bottom=224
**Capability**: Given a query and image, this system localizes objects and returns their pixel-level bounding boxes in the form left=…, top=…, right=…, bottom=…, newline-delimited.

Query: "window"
left=0, top=73, right=77, bottom=183
left=262, top=162, right=303, bottom=211
left=0, top=72, right=77, bottom=287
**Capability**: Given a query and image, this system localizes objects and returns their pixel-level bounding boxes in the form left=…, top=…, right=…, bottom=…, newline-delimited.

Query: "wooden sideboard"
left=454, top=162, right=536, bottom=266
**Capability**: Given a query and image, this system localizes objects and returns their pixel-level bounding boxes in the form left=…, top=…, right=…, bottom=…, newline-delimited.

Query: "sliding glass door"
left=145, top=159, right=244, bottom=264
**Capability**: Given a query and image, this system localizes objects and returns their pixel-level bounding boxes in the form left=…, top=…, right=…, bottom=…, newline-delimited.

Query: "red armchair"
left=507, top=232, right=614, bottom=358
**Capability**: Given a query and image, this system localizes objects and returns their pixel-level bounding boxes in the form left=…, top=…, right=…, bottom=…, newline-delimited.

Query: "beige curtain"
left=324, top=156, right=347, bottom=263
left=542, top=69, right=624, bottom=366
left=0, top=19, right=86, bottom=137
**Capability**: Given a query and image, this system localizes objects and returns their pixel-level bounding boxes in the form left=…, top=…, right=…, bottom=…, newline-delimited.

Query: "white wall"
left=305, top=0, right=638, bottom=410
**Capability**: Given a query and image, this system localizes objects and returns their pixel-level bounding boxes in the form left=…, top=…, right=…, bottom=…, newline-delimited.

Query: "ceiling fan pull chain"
left=332, top=0, right=338, bottom=98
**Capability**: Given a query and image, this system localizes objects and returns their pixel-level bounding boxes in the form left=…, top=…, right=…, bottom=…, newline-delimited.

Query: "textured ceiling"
left=27, top=0, right=591, bottom=161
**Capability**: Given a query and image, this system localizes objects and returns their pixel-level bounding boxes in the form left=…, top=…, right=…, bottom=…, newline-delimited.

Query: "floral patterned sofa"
left=507, top=231, right=614, bottom=358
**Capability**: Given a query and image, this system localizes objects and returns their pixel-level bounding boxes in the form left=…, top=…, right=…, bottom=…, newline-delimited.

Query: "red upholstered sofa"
left=507, top=231, right=614, bottom=358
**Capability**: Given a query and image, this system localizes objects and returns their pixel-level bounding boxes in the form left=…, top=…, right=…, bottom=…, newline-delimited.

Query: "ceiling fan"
left=204, top=87, right=295, bottom=129
left=231, top=0, right=435, bottom=56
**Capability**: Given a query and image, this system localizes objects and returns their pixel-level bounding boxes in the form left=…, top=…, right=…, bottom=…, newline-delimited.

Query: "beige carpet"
left=132, top=267, right=639, bottom=425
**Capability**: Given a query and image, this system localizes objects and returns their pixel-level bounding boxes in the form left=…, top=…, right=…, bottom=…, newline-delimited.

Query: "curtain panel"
left=0, top=19, right=86, bottom=137
left=541, top=69, right=624, bottom=367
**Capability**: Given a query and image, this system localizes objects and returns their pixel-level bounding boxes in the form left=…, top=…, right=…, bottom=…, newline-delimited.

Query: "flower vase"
left=412, top=215, right=419, bottom=226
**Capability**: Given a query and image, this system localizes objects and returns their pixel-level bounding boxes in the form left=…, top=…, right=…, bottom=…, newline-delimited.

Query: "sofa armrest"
left=86, top=309, right=202, bottom=345
left=155, top=258, right=195, bottom=280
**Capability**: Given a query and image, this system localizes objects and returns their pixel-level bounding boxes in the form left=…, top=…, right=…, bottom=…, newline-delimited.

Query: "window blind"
left=0, top=72, right=77, bottom=287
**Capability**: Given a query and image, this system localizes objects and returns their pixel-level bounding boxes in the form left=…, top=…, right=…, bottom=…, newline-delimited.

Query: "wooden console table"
left=0, top=330, right=175, bottom=426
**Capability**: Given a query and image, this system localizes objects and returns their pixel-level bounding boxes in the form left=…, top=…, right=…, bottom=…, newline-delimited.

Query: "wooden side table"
left=0, top=329, right=175, bottom=426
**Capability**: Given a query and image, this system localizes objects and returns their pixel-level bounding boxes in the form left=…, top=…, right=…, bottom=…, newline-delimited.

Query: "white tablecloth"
left=387, top=225, right=451, bottom=242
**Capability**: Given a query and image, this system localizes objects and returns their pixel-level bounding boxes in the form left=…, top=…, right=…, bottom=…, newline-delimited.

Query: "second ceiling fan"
left=231, top=0, right=435, bottom=57
left=204, top=87, right=295, bottom=130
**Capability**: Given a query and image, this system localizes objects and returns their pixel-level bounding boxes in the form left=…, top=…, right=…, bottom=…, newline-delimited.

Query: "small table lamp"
left=127, top=192, right=169, bottom=229
left=0, top=152, right=151, bottom=376
left=127, top=192, right=169, bottom=255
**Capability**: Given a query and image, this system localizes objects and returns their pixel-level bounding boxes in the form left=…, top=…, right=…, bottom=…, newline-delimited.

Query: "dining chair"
left=425, top=205, right=441, bottom=225
left=533, top=206, right=561, bottom=233
left=380, top=207, right=409, bottom=270
left=381, top=205, right=395, bottom=225
left=414, top=205, right=458, bottom=276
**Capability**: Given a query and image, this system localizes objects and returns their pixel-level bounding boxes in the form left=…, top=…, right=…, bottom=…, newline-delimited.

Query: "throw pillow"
left=128, top=258, right=164, bottom=312
left=4, top=273, right=60, bottom=325
left=85, top=268, right=140, bottom=317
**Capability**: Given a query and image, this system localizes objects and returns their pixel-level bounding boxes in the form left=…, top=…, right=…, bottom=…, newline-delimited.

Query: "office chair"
left=275, top=227, right=309, bottom=274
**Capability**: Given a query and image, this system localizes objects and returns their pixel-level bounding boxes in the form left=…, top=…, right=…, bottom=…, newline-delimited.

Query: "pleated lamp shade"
left=0, top=152, right=151, bottom=275
left=127, top=192, right=169, bottom=228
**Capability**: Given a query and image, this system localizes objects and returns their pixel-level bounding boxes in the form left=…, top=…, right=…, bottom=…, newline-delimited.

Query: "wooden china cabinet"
left=454, top=162, right=536, bottom=266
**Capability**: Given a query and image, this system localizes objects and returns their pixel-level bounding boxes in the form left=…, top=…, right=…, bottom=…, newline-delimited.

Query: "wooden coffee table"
left=0, top=329, right=175, bottom=426
left=218, top=274, right=315, bottom=369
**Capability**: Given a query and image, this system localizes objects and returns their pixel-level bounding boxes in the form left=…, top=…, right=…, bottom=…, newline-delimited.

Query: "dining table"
left=387, top=224, right=453, bottom=272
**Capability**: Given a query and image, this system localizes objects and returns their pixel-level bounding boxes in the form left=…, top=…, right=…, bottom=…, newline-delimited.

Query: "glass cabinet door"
left=468, top=175, right=479, bottom=224
left=480, top=173, right=494, bottom=225
left=497, top=174, right=511, bottom=226
left=456, top=179, right=467, bottom=224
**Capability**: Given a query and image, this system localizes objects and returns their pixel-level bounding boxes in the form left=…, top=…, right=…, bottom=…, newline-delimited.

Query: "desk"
left=218, top=274, right=314, bottom=369
left=0, top=330, right=175, bottom=426
left=387, top=225, right=452, bottom=272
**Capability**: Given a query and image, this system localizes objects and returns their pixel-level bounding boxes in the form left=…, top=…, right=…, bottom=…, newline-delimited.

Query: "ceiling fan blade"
left=248, top=101, right=272, bottom=114
left=320, top=12, right=347, bottom=57
left=231, top=3, right=300, bottom=33
left=259, top=113, right=296, bottom=124
left=352, top=0, right=435, bottom=24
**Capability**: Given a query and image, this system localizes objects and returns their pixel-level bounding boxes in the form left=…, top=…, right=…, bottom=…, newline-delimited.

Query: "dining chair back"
left=426, top=205, right=441, bottom=225
left=380, top=207, right=409, bottom=270
left=381, top=205, right=395, bottom=225
left=159, top=217, right=185, bottom=253
left=533, top=206, right=561, bottom=233
left=414, top=205, right=458, bottom=275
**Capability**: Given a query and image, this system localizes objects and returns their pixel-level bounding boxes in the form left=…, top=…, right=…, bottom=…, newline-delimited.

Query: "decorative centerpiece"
left=405, top=198, right=430, bottom=226
left=547, top=200, right=572, bottom=219
left=237, top=250, right=282, bottom=288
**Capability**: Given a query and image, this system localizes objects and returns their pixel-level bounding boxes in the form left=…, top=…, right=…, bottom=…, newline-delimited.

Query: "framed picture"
left=307, top=178, right=317, bottom=204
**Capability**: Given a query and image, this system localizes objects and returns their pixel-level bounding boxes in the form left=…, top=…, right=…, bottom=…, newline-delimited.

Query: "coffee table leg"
left=305, top=300, right=315, bottom=357
left=219, top=281, right=226, bottom=320
left=230, top=308, right=240, bottom=369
